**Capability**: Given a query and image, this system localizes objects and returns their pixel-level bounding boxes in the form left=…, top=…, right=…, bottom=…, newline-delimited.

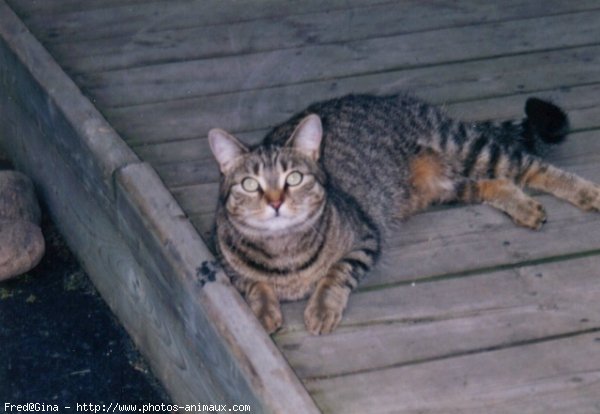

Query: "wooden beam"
left=115, top=162, right=319, bottom=412
left=0, top=2, right=318, bottom=411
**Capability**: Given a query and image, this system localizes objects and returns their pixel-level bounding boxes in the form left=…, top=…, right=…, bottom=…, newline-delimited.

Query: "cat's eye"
left=241, top=177, right=260, bottom=192
left=285, top=171, right=303, bottom=187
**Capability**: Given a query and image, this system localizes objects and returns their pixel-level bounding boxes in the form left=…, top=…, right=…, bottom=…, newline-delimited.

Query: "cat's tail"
left=521, top=97, right=570, bottom=153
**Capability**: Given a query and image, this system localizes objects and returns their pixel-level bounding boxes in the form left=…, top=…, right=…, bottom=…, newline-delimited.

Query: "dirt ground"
left=0, top=212, right=170, bottom=405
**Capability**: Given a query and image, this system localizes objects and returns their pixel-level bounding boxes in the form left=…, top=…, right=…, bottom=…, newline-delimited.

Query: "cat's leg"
left=406, top=148, right=456, bottom=213
left=244, top=280, right=283, bottom=334
left=516, top=160, right=600, bottom=212
left=407, top=149, right=547, bottom=229
left=457, top=179, right=547, bottom=230
left=304, top=267, right=351, bottom=335
left=305, top=244, right=377, bottom=335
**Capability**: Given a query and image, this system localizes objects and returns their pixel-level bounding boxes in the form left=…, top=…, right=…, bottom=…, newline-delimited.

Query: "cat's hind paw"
left=479, top=179, right=546, bottom=230
left=574, top=184, right=600, bottom=212
left=510, top=198, right=547, bottom=230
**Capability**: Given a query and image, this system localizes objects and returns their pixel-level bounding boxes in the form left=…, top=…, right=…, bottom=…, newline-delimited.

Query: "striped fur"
left=209, top=93, right=600, bottom=335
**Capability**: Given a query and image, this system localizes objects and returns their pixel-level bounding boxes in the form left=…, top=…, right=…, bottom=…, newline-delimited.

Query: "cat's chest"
left=270, top=265, right=329, bottom=301
left=220, top=227, right=345, bottom=300
left=236, top=244, right=335, bottom=300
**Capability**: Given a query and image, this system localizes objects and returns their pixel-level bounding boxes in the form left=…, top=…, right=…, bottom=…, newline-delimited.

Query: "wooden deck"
left=2, top=0, right=600, bottom=412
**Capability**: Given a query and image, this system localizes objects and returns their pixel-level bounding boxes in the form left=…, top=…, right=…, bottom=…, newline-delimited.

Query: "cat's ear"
left=208, top=128, right=249, bottom=173
left=287, top=114, right=323, bottom=161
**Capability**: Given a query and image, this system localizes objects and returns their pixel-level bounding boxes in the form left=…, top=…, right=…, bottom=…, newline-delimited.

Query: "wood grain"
left=275, top=256, right=600, bottom=379
left=101, top=63, right=600, bottom=149
left=81, top=10, right=600, bottom=106
left=0, top=1, right=138, bottom=210
left=12, top=0, right=393, bottom=41
left=307, top=331, right=600, bottom=413
left=41, top=0, right=600, bottom=74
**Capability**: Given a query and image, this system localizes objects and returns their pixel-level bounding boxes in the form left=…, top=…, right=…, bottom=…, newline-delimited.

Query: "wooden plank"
left=307, top=332, right=600, bottom=413
left=43, top=0, right=600, bottom=74
left=82, top=10, right=600, bottom=106
left=0, top=85, right=319, bottom=414
left=171, top=182, right=219, bottom=216
left=134, top=129, right=264, bottom=165
left=274, top=255, right=600, bottom=379
left=371, top=191, right=600, bottom=282
left=5, top=0, right=155, bottom=17
left=102, top=58, right=600, bottom=148
left=14, top=0, right=394, bottom=43
left=0, top=1, right=138, bottom=211
left=132, top=43, right=600, bottom=166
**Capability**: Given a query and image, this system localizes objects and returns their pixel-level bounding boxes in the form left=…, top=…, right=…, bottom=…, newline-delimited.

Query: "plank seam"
left=41, top=2, right=600, bottom=57
left=19, top=0, right=397, bottom=26
left=356, top=247, right=600, bottom=294
left=36, top=0, right=399, bottom=44
left=104, top=43, right=600, bottom=111
left=79, top=10, right=600, bottom=77
left=302, top=327, right=600, bottom=382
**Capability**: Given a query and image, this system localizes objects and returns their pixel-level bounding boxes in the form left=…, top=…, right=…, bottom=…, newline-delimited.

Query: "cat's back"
left=265, top=93, right=427, bottom=146
left=264, top=94, right=432, bottom=227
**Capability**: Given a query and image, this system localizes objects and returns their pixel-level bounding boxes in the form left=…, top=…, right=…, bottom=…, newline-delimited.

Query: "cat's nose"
left=266, top=191, right=284, bottom=211
left=269, top=199, right=283, bottom=211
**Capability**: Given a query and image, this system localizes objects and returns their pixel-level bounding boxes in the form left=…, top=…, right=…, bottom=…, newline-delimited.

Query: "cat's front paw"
left=250, top=299, right=283, bottom=334
left=304, top=302, right=343, bottom=335
left=246, top=281, right=282, bottom=334
left=304, top=285, right=350, bottom=335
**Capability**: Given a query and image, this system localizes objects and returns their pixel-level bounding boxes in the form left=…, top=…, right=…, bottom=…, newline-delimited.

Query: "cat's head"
left=209, top=114, right=326, bottom=233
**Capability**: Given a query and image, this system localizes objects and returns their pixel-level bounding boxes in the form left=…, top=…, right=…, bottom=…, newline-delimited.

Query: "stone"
left=0, top=219, right=45, bottom=281
left=0, top=170, right=41, bottom=224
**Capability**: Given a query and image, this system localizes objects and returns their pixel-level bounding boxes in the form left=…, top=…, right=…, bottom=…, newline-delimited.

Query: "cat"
left=208, top=93, right=600, bottom=335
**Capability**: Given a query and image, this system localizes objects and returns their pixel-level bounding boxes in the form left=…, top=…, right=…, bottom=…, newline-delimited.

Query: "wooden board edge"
left=115, top=162, right=320, bottom=413
left=0, top=93, right=223, bottom=403
left=0, top=0, right=138, bottom=208
left=0, top=2, right=319, bottom=412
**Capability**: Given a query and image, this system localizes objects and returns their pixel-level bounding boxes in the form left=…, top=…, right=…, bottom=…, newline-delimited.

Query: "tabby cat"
left=208, top=94, right=600, bottom=335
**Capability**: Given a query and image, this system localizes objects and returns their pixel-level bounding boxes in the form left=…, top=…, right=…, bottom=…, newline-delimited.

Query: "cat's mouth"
left=230, top=200, right=325, bottom=234
left=241, top=206, right=309, bottom=232
left=241, top=214, right=298, bottom=232
left=263, top=207, right=298, bottom=227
